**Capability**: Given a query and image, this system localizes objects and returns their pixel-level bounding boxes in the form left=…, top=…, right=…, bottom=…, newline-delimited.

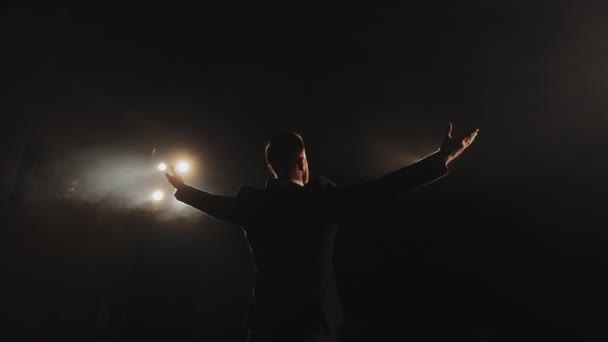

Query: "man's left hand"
left=165, top=165, right=186, bottom=190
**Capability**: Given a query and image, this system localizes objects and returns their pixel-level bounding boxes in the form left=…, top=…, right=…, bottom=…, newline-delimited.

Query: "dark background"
left=2, top=1, right=608, bottom=340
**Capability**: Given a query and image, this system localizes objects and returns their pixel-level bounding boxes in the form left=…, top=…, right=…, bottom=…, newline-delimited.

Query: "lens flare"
left=177, top=161, right=190, bottom=173
left=157, top=162, right=167, bottom=171
left=152, top=190, right=164, bottom=201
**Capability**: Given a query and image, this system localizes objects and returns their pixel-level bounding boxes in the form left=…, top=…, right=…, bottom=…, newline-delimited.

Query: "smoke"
left=18, top=145, right=200, bottom=220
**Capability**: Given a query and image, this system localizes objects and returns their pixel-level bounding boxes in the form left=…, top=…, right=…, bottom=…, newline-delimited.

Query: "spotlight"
left=152, top=190, right=164, bottom=201
left=177, top=161, right=190, bottom=173
left=158, top=162, right=167, bottom=171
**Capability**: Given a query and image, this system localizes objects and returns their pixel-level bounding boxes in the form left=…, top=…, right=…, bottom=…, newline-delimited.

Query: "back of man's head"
left=265, top=132, right=305, bottom=179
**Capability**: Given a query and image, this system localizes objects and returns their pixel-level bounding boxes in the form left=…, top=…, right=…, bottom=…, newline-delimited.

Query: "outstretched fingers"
left=445, top=121, right=453, bottom=139
left=165, top=165, right=182, bottom=186
left=463, top=129, right=480, bottom=146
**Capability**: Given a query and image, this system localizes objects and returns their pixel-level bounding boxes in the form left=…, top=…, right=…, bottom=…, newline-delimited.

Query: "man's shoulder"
left=236, top=176, right=337, bottom=197
left=236, top=184, right=263, bottom=198
left=307, top=176, right=337, bottom=190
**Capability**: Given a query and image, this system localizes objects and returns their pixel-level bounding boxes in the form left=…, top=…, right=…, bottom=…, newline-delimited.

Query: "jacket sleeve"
left=174, top=185, right=247, bottom=226
left=325, top=151, right=449, bottom=218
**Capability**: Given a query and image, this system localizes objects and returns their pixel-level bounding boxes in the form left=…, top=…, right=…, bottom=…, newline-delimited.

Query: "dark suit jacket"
left=173, top=152, right=449, bottom=336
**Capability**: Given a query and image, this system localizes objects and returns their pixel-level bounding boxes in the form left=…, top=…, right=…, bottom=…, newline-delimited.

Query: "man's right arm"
left=325, top=152, right=449, bottom=218
left=324, top=122, right=478, bottom=218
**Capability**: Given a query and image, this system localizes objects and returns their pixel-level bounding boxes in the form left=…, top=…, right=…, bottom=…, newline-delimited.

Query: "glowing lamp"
left=152, top=190, right=164, bottom=201
left=158, top=162, right=167, bottom=171
left=177, top=161, right=190, bottom=173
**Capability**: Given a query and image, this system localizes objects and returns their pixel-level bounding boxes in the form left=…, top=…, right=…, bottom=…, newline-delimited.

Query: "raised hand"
left=165, top=165, right=186, bottom=190
left=438, top=122, right=479, bottom=165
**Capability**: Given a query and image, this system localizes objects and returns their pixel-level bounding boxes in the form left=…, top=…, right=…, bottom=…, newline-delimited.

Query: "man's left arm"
left=173, top=185, right=244, bottom=225
left=166, top=165, right=246, bottom=225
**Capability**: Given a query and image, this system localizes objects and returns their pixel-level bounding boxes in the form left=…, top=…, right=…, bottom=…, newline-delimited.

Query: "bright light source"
left=157, top=162, right=167, bottom=171
left=152, top=190, right=164, bottom=201
left=177, top=161, right=190, bottom=173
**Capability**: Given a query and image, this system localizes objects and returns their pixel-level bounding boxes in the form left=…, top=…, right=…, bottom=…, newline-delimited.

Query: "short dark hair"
left=265, top=132, right=305, bottom=178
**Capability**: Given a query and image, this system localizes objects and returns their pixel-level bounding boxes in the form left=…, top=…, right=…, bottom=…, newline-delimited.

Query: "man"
left=166, top=122, right=479, bottom=341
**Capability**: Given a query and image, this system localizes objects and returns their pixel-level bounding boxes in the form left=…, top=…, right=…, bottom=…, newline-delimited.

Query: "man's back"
left=237, top=176, right=343, bottom=336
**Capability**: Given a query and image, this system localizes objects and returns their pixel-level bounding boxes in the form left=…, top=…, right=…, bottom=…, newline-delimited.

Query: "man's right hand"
left=165, top=165, right=186, bottom=190
left=438, top=122, right=479, bottom=165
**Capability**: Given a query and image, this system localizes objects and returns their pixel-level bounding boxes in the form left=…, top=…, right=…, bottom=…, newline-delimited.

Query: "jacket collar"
left=265, top=177, right=304, bottom=189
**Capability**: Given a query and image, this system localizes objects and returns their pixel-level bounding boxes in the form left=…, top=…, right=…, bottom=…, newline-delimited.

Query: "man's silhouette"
left=166, top=123, right=479, bottom=342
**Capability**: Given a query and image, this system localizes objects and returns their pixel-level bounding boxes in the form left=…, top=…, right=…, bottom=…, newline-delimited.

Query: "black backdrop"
left=3, top=1, right=608, bottom=340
